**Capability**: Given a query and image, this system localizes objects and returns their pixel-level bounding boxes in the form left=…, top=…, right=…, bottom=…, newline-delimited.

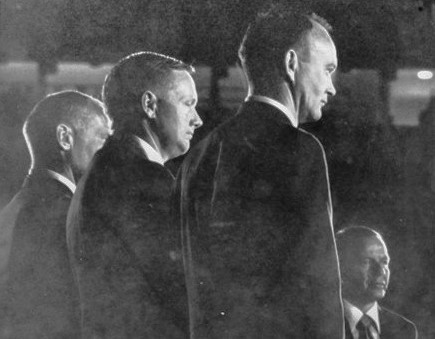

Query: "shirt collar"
left=134, top=136, right=165, bottom=166
left=366, top=302, right=380, bottom=333
left=245, top=95, right=298, bottom=128
left=47, top=170, right=76, bottom=194
left=344, top=299, right=381, bottom=335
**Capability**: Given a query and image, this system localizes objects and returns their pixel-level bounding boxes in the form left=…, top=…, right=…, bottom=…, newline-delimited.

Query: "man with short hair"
left=67, top=51, right=202, bottom=338
left=336, top=226, right=418, bottom=339
left=175, top=6, right=343, bottom=338
left=0, top=90, right=111, bottom=338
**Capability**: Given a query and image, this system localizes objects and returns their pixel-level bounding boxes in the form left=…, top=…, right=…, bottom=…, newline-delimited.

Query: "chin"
left=369, top=290, right=386, bottom=301
left=313, top=109, right=323, bottom=121
left=305, top=110, right=322, bottom=123
left=173, top=145, right=189, bottom=159
left=182, top=142, right=191, bottom=153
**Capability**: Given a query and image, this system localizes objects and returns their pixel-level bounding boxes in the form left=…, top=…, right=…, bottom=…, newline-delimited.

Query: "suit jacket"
left=344, top=305, right=418, bottom=339
left=175, top=101, right=344, bottom=338
left=0, top=170, right=80, bottom=339
left=67, top=133, right=188, bottom=338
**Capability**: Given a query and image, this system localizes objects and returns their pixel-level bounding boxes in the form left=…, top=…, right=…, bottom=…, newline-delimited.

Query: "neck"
left=139, top=122, right=168, bottom=163
left=248, top=78, right=299, bottom=125
left=33, top=160, right=76, bottom=184
left=345, top=295, right=376, bottom=314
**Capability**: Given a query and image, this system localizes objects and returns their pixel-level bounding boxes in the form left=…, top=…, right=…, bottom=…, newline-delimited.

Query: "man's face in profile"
left=154, top=70, right=202, bottom=160
left=71, top=113, right=112, bottom=177
left=294, top=29, right=337, bottom=123
left=341, top=235, right=391, bottom=306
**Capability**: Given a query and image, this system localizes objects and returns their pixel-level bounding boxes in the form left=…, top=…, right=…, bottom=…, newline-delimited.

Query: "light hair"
left=102, top=51, right=194, bottom=132
left=24, top=90, right=109, bottom=167
left=238, top=6, right=333, bottom=81
left=335, top=225, right=386, bottom=259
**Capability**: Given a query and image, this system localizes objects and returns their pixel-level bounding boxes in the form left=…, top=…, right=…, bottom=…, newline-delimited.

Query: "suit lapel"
left=378, top=306, right=395, bottom=339
left=344, top=319, right=353, bottom=339
left=237, top=101, right=294, bottom=129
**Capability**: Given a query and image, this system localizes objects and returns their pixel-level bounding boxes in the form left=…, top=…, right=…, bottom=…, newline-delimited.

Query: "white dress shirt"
left=134, top=136, right=165, bottom=166
left=245, top=95, right=298, bottom=128
left=47, top=170, right=76, bottom=194
left=344, top=299, right=381, bottom=339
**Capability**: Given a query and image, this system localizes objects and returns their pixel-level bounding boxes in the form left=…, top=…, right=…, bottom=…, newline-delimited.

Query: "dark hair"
left=102, top=51, right=194, bottom=132
left=335, top=226, right=385, bottom=257
left=23, top=90, right=108, bottom=166
left=239, top=5, right=332, bottom=80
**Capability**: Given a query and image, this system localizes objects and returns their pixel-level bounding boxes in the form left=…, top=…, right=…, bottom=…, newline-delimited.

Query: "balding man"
left=67, top=51, right=202, bottom=338
left=175, top=6, right=343, bottom=339
left=336, top=226, right=418, bottom=339
left=0, top=90, right=111, bottom=338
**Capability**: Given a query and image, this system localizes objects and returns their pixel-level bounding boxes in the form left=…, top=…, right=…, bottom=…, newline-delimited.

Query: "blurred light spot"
left=417, top=70, right=433, bottom=80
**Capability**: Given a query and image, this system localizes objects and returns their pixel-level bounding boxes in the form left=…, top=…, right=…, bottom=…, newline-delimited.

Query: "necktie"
left=356, top=314, right=379, bottom=339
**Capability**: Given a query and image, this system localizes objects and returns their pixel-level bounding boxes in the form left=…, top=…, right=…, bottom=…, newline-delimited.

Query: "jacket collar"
left=245, top=95, right=298, bottom=128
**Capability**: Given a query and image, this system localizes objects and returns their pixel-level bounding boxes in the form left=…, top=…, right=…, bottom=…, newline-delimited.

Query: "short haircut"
left=23, top=90, right=108, bottom=166
left=102, top=51, right=194, bottom=132
left=335, top=226, right=385, bottom=258
left=239, top=5, right=332, bottom=80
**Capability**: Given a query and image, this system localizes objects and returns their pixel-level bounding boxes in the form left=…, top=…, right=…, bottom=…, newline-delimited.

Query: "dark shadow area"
left=167, top=89, right=435, bottom=337
left=0, top=87, right=32, bottom=208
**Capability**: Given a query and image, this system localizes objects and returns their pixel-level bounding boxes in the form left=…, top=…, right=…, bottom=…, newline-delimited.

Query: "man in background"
left=175, top=6, right=343, bottom=338
left=67, top=51, right=202, bottom=338
left=336, top=226, right=418, bottom=339
left=0, top=90, right=111, bottom=338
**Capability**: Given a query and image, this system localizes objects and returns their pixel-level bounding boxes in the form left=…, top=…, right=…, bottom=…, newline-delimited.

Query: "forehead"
left=166, top=70, right=197, bottom=97
left=361, top=236, right=389, bottom=256
left=304, top=28, right=337, bottom=65
left=345, top=235, right=389, bottom=259
left=79, top=112, right=111, bottom=135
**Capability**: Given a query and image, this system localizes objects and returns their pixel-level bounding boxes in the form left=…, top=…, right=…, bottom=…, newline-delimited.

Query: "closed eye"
left=326, top=65, right=336, bottom=74
left=185, top=99, right=197, bottom=107
left=381, top=257, right=390, bottom=265
left=361, top=258, right=371, bottom=266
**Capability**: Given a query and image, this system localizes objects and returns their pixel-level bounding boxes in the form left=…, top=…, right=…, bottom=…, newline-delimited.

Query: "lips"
left=371, top=281, right=387, bottom=290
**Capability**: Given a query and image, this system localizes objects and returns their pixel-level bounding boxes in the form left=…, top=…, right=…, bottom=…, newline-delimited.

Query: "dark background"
left=0, top=0, right=434, bottom=337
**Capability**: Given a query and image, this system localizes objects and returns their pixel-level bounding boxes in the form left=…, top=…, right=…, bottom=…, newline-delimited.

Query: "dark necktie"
left=356, top=314, right=379, bottom=339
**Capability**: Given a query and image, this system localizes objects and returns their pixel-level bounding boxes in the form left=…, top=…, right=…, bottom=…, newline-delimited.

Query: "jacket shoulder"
left=380, top=306, right=418, bottom=339
left=297, top=127, right=327, bottom=152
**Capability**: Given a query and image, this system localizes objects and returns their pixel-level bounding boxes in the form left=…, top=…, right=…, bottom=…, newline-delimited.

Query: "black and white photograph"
left=0, top=0, right=434, bottom=338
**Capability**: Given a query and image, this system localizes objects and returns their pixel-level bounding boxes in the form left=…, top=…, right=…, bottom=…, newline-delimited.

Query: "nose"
left=372, top=262, right=388, bottom=278
left=327, top=78, right=336, bottom=97
left=192, top=109, right=203, bottom=129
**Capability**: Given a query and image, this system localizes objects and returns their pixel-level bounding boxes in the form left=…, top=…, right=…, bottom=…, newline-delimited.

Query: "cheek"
left=353, top=267, right=369, bottom=284
left=313, top=73, right=325, bottom=96
left=161, top=106, right=181, bottom=132
left=172, top=109, right=190, bottom=135
left=82, top=137, right=103, bottom=161
left=87, top=142, right=101, bottom=158
left=306, top=68, right=324, bottom=92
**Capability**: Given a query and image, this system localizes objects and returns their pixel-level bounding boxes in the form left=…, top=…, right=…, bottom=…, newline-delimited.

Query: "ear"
left=56, top=124, right=74, bottom=151
left=284, top=49, right=298, bottom=83
left=141, top=91, right=158, bottom=119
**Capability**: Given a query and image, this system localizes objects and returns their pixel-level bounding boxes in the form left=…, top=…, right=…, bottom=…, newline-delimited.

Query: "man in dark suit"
left=0, top=90, right=112, bottom=338
left=336, top=226, right=418, bottom=339
left=175, top=6, right=343, bottom=339
left=66, top=51, right=202, bottom=338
